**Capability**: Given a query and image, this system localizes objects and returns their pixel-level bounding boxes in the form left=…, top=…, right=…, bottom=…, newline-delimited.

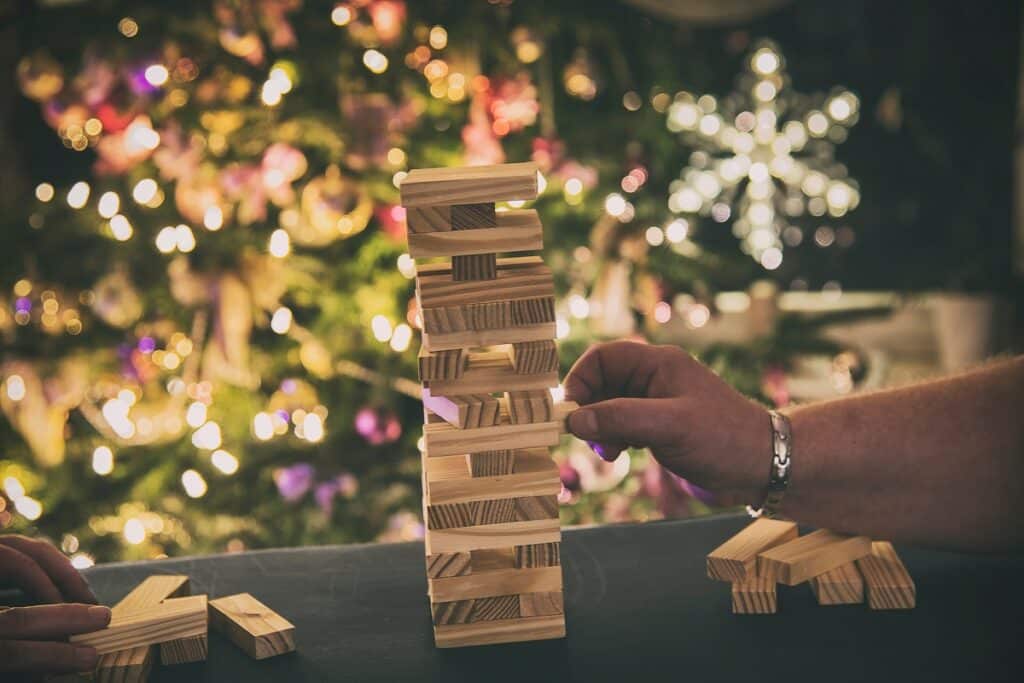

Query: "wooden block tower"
left=400, top=162, right=571, bottom=648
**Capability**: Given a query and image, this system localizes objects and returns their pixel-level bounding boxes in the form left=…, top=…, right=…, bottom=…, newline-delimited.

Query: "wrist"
left=746, top=408, right=792, bottom=518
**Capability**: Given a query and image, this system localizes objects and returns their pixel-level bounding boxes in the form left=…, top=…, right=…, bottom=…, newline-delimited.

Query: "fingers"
left=567, top=397, right=683, bottom=449
left=0, top=604, right=110, bottom=640
left=564, top=341, right=682, bottom=404
left=0, top=545, right=63, bottom=604
left=0, top=639, right=99, bottom=674
left=0, top=537, right=96, bottom=604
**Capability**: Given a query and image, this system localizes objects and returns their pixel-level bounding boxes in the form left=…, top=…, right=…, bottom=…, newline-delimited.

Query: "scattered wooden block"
left=427, top=552, right=473, bottom=578
left=810, top=562, right=864, bottom=605
left=469, top=450, right=516, bottom=477
left=406, top=205, right=451, bottom=233
left=422, top=321, right=556, bottom=352
left=426, top=349, right=557, bottom=396
left=400, top=162, right=538, bottom=208
left=731, top=573, right=777, bottom=614
left=417, top=258, right=552, bottom=308
left=758, top=529, right=871, bottom=586
left=707, top=518, right=798, bottom=582
left=452, top=253, right=497, bottom=281
left=406, top=210, right=543, bottom=259
left=71, top=595, right=208, bottom=655
left=159, top=634, right=208, bottom=665
left=507, top=389, right=554, bottom=424
left=515, top=542, right=561, bottom=568
left=209, top=593, right=296, bottom=660
left=433, top=615, right=564, bottom=648
left=511, top=340, right=559, bottom=374
left=519, top=591, right=564, bottom=617
left=426, top=519, right=561, bottom=555
left=418, top=347, right=466, bottom=382
left=856, top=541, right=916, bottom=610
left=429, top=565, right=563, bottom=602
left=422, top=388, right=500, bottom=429
left=451, top=203, right=498, bottom=230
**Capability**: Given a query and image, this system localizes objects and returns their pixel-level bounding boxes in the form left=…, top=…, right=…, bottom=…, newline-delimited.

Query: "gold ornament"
left=292, top=166, right=372, bottom=246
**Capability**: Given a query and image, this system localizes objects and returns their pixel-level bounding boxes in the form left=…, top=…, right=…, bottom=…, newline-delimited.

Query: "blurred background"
left=0, top=0, right=1020, bottom=566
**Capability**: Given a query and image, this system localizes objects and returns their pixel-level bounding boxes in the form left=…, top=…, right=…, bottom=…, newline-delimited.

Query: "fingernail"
left=88, top=605, right=111, bottom=624
left=74, top=645, right=99, bottom=671
left=568, top=408, right=598, bottom=439
left=587, top=440, right=610, bottom=461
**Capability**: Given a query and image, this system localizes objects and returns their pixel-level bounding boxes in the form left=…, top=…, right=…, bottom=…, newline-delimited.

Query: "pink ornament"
left=354, top=406, right=402, bottom=445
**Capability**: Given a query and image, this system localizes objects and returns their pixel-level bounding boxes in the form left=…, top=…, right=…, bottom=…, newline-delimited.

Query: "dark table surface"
left=78, top=514, right=1021, bottom=682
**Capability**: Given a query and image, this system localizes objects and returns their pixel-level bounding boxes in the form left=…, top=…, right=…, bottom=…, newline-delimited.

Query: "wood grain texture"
left=422, top=321, right=556, bottom=352
left=96, top=575, right=191, bottom=682
left=422, top=389, right=500, bottom=429
left=426, top=348, right=557, bottom=396
left=758, top=529, right=871, bottom=586
left=707, top=518, right=798, bottom=582
left=429, top=565, right=563, bottom=602
left=416, top=255, right=541, bottom=278
left=417, top=258, right=552, bottom=308
left=856, top=541, right=916, bottom=610
left=515, top=542, right=561, bottom=568
left=433, top=614, right=565, bottom=648
left=427, top=495, right=558, bottom=530
left=452, top=253, right=497, bottom=281
left=71, top=595, right=208, bottom=655
left=432, top=594, right=520, bottom=625
left=426, top=552, right=472, bottom=578
left=406, top=205, right=452, bottom=233
left=406, top=210, right=543, bottom=259
left=470, top=547, right=516, bottom=572
left=511, top=340, right=559, bottom=374
left=469, top=450, right=515, bottom=477
left=510, top=296, right=555, bottom=326
left=400, top=162, right=538, bottom=207
left=209, top=593, right=296, bottom=660
left=418, top=347, right=466, bottom=382
left=423, top=417, right=561, bottom=457
left=451, top=203, right=497, bottom=230
left=507, top=389, right=554, bottom=424
left=159, top=634, right=207, bottom=665
left=810, top=562, right=865, bottom=605
left=731, top=574, right=777, bottom=615
left=519, top=591, right=564, bottom=618
left=424, top=450, right=559, bottom=504
left=420, top=297, right=555, bottom=335
left=425, top=518, right=561, bottom=555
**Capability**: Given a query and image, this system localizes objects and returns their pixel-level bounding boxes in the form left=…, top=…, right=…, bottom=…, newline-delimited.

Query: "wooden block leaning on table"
left=809, top=562, right=865, bottom=605
left=71, top=595, right=207, bottom=655
left=159, top=634, right=208, bottom=665
left=399, top=162, right=538, bottom=208
left=209, top=593, right=296, bottom=659
left=855, top=541, right=916, bottom=610
left=707, top=517, right=798, bottom=582
left=758, top=529, right=871, bottom=586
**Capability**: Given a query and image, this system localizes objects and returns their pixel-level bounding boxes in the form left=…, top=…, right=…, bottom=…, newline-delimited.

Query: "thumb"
left=567, top=397, right=681, bottom=447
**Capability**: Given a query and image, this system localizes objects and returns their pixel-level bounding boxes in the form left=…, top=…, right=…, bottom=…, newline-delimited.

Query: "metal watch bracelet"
left=746, top=410, right=792, bottom=519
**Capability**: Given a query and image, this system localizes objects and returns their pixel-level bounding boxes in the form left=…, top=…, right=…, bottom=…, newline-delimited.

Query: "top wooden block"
left=400, top=163, right=538, bottom=208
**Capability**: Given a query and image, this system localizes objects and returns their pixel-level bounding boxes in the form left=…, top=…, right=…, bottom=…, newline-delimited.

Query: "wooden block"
left=510, top=296, right=555, bottom=326
left=426, top=552, right=472, bottom=578
left=470, top=547, right=516, bottom=572
left=417, top=259, right=551, bottom=308
left=469, top=450, right=515, bottom=477
left=731, top=574, right=777, bottom=614
left=418, top=347, right=466, bottom=382
left=427, top=495, right=558, bottom=530
left=519, top=591, right=564, bottom=617
left=425, top=519, right=561, bottom=555
left=426, top=349, right=557, bottom=396
left=511, top=340, right=559, bottom=374
left=425, top=450, right=559, bottom=505
left=417, top=255, right=541, bottom=278
left=432, top=594, right=520, bottom=625
left=758, top=529, right=871, bottom=586
left=515, top=542, right=561, bottom=568
left=507, top=390, right=554, bottom=424
left=434, top=614, right=564, bottom=648
left=707, top=518, right=798, bottom=582
left=400, top=162, right=538, bottom=207
left=406, top=205, right=452, bottom=233
left=209, top=593, right=296, bottom=660
left=159, top=634, right=207, bottom=665
left=429, top=565, right=562, bottom=602
left=406, top=209, right=543, bottom=259
left=423, top=389, right=500, bottom=429
left=422, top=298, right=556, bottom=335
left=71, top=595, right=208, bottom=655
left=422, top=321, right=556, bottom=352
left=809, top=562, right=864, bottom=605
left=856, top=541, right=916, bottom=610
left=96, top=575, right=191, bottom=682
left=451, top=203, right=497, bottom=230
left=452, top=253, right=497, bottom=281
left=423, top=417, right=560, bottom=457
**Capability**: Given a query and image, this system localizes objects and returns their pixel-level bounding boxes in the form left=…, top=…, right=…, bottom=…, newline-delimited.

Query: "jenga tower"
left=400, top=162, right=572, bottom=648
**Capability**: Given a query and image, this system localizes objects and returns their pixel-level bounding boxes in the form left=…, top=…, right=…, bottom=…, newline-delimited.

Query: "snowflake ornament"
left=664, top=41, right=861, bottom=270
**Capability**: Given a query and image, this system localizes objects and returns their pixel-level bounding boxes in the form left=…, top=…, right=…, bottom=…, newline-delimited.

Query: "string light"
left=5, top=374, right=26, bottom=401
left=123, top=518, right=146, bottom=544
left=102, top=397, right=136, bottom=439
left=568, top=294, right=590, bottom=319
left=70, top=553, right=95, bottom=569
left=35, top=183, right=55, bottom=202
left=118, top=17, right=139, bottom=38
left=203, top=206, right=223, bottom=231
left=556, top=316, right=570, bottom=339
left=429, top=26, right=448, bottom=50
left=109, top=214, right=133, bottom=241
left=371, top=315, right=392, bottom=342
left=185, top=402, right=207, bottom=428
left=144, top=64, right=169, bottom=87
left=191, top=421, right=222, bottom=450
left=67, top=182, right=90, bottom=208
left=155, top=226, right=177, bottom=253
left=253, top=412, right=274, bottom=441
left=211, top=449, right=239, bottom=475
left=396, top=253, right=416, bottom=279
left=301, top=413, right=324, bottom=442
left=645, top=226, right=665, bottom=246
left=97, top=192, right=120, bottom=218
left=15, top=496, right=42, bottom=520
left=268, top=229, right=291, bottom=257
left=271, top=307, right=292, bottom=334
left=92, top=446, right=114, bottom=475
left=175, top=224, right=196, bottom=252
left=389, top=323, right=412, bottom=352
left=330, top=4, right=352, bottom=26
left=132, top=178, right=158, bottom=204
left=362, top=49, right=388, bottom=74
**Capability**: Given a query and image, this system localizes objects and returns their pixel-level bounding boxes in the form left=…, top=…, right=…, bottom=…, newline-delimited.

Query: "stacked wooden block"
left=69, top=575, right=294, bottom=682
left=707, top=518, right=916, bottom=614
left=401, top=162, right=572, bottom=648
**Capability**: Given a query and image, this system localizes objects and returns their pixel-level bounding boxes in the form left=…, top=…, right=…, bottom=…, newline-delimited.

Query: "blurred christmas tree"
left=0, top=0, right=878, bottom=564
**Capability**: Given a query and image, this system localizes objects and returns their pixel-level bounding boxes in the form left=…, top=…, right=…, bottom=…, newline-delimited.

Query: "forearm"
left=779, top=356, right=1024, bottom=552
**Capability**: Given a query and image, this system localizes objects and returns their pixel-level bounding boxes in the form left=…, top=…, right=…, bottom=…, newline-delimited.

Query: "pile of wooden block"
left=67, top=575, right=294, bottom=681
left=707, top=518, right=916, bottom=614
left=400, top=162, right=575, bottom=648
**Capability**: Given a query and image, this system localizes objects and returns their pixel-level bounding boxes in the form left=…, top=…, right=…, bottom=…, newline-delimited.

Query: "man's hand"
left=564, top=341, right=770, bottom=501
left=0, top=603, right=110, bottom=676
left=0, top=535, right=97, bottom=604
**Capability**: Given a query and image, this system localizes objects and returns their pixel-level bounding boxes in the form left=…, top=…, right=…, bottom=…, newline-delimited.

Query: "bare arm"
left=565, top=342, right=1024, bottom=552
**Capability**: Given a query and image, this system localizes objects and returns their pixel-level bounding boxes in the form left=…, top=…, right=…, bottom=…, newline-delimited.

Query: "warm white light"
left=686, top=304, right=711, bottom=328
left=390, top=323, right=412, bottom=352
left=175, top=224, right=196, bottom=253
left=145, top=64, right=169, bottom=86
left=211, top=449, right=239, bottom=475
left=331, top=5, right=352, bottom=25
left=568, top=294, right=590, bottom=319
left=645, top=226, right=665, bottom=246
left=92, top=446, right=114, bottom=475
left=752, top=48, right=780, bottom=75
left=667, top=102, right=699, bottom=130
left=268, top=67, right=293, bottom=94
left=35, top=183, right=55, bottom=202
left=15, top=495, right=41, bottom=520
left=98, top=192, right=120, bottom=219
left=203, top=206, right=223, bottom=231
left=754, top=81, right=777, bottom=102
left=5, top=374, right=26, bottom=401
left=429, top=25, right=448, bottom=50
left=748, top=162, right=770, bottom=183
left=102, top=398, right=135, bottom=439
left=186, top=402, right=207, bottom=428
left=67, top=182, right=90, bottom=209
left=271, top=307, right=292, bottom=334
left=156, top=226, right=178, bottom=253
left=826, top=182, right=852, bottom=210
left=564, top=177, right=583, bottom=196
left=371, top=315, right=393, bottom=342
left=261, top=80, right=283, bottom=106
left=70, top=553, right=95, bottom=569
left=3, top=476, right=25, bottom=500
left=698, top=114, right=721, bottom=136
left=302, top=413, right=325, bottom=442
left=807, top=111, right=829, bottom=137
left=126, top=120, right=160, bottom=151
left=132, top=178, right=158, bottom=204
left=363, top=49, right=388, bottom=74
left=653, top=301, right=672, bottom=324
left=556, top=316, right=570, bottom=340
left=665, top=219, right=689, bottom=243
left=181, top=469, right=207, bottom=498
left=191, top=421, right=222, bottom=450
left=109, top=214, right=133, bottom=241
left=760, top=247, right=783, bottom=270
left=268, top=229, right=291, bottom=257
left=253, top=412, right=274, bottom=441
left=604, top=193, right=627, bottom=217
left=396, top=253, right=416, bottom=278
left=123, top=518, right=146, bottom=544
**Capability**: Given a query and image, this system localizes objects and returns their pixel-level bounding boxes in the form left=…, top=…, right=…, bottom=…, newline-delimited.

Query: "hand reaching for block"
left=0, top=603, right=111, bottom=675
